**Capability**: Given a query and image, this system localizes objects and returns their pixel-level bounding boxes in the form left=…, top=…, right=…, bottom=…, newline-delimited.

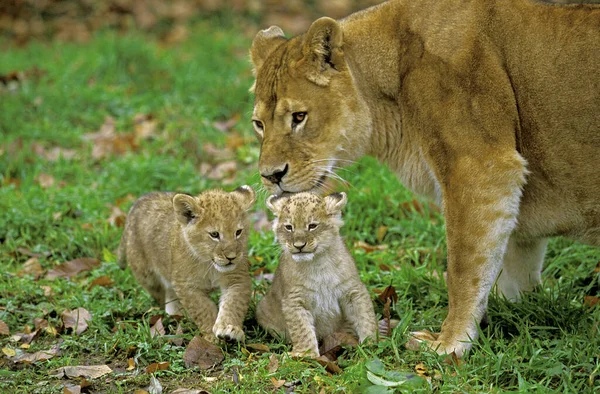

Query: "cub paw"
left=213, top=324, right=245, bottom=342
left=404, top=330, right=470, bottom=358
left=288, top=349, right=319, bottom=359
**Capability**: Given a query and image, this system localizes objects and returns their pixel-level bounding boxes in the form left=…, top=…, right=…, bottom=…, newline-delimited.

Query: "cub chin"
left=118, top=185, right=256, bottom=343
left=256, top=192, right=377, bottom=358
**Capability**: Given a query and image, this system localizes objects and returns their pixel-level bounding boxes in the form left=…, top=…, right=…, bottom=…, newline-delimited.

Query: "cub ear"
left=250, top=26, right=287, bottom=75
left=265, top=194, right=287, bottom=216
left=324, top=192, right=347, bottom=216
left=173, top=194, right=203, bottom=225
left=232, top=185, right=256, bottom=211
left=301, top=17, right=344, bottom=86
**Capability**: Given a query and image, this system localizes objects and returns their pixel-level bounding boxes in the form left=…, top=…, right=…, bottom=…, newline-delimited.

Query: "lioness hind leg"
left=495, top=236, right=548, bottom=301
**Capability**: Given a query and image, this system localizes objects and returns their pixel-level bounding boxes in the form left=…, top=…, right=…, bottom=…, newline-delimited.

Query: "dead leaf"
left=584, top=295, right=599, bottom=308
left=2, top=347, right=16, bottom=357
left=201, top=142, right=235, bottom=161
left=0, top=321, right=9, bottom=335
left=127, top=357, right=136, bottom=371
left=12, top=341, right=61, bottom=364
left=16, top=247, right=50, bottom=258
left=35, top=173, right=55, bottom=189
left=213, top=113, right=240, bottom=133
left=146, top=361, right=169, bottom=374
left=40, top=285, right=53, bottom=296
left=379, top=263, right=392, bottom=271
left=46, top=258, right=100, bottom=280
left=315, top=355, right=342, bottom=374
left=83, top=116, right=138, bottom=160
left=88, top=275, right=114, bottom=289
left=251, top=210, right=271, bottom=232
left=54, top=365, right=112, bottom=379
left=245, top=343, right=270, bottom=353
left=203, top=161, right=237, bottom=182
left=63, top=383, right=81, bottom=394
left=378, top=285, right=398, bottom=305
left=148, top=375, right=162, bottom=394
left=33, top=318, right=48, bottom=331
left=170, top=323, right=184, bottom=346
left=225, top=132, right=245, bottom=150
left=10, top=329, right=40, bottom=344
left=150, top=318, right=165, bottom=338
left=61, top=308, right=92, bottom=335
left=183, top=336, right=224, bottom=369
left=353, top=240, right=388, bottom=254
left=376, top=226, right=388, bottom=242
left=162, top=24, right=189, bottom=45
left=319, top=332, right=359, bottom=362
left=133, top=113, right=157, bottom=142
left=107, top=205, right=126, bottom=227
left=415, top=362, right=428, bottom=378
left=134, top=390, right=150, bottom=394
left=271, top=377, right=286, bottom=388
left=267, top=354, right=278, bottom=373
left=17, top=257, right=44, bottom=279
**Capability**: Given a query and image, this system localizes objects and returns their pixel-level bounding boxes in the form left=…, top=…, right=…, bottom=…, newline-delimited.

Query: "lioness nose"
left=261, top=164, right=288, bottom=184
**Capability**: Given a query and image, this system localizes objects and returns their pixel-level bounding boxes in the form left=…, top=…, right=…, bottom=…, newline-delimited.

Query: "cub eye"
left=235, top=229, right=243, bottom=237
left=209, top=231, right=220, bottom=239
left=308, top=223, right=318, bottom=231
left=252, top=120, right=264, bottom=131
left=284, top=224, right=293, bottom=232
left=291, top=112, right=307, bottom=127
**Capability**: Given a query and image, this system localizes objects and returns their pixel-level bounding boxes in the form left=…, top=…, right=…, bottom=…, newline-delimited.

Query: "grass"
left=1, top=16, right=599, bottom=394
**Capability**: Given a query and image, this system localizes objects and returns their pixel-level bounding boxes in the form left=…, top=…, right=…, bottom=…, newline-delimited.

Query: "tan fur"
left=256, top=192, right=377, bottom=358
left=118, top=186, right=256, bottom=342
left=250, top=0, right=600, bottom=357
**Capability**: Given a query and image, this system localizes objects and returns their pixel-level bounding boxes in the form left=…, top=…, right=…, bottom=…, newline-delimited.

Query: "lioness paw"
left=213, top=324, right=245, bottom=342
left=405, top=330, right=471, bottom=358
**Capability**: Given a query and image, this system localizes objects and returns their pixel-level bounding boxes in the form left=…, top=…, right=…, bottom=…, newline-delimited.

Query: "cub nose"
left=293, top=241, right=307, bottom=251
left=225, top=254, right=236, bottom=264
left=261, top=164, right=289, bottom=184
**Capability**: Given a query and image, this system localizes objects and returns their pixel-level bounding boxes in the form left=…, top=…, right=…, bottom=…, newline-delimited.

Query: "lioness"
left=249, top=0, right=600, bottom=357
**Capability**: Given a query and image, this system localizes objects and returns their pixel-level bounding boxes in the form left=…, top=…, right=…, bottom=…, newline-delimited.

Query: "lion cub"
left=257, top=192, right=377, bottom=357
left=118, top=185, right=255, bottom=342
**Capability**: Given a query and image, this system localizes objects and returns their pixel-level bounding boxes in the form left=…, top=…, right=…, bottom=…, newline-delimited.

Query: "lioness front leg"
left=495, top=236, right=548, bottom=301
left=213, top=276, right=252, bottom=342
left=409, top=152, right=528, bottom=357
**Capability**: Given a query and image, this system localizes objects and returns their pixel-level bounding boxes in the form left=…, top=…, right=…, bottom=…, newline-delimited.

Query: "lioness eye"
left=252, top=120, right=264, bottom=130
left=308, top=223, right=318, bottom=231
left=284, top=224, right=293, bottom=232
left=209, top=231, right=220, bottom=239
left=235, top=229, right=243, bottom=237
left=291, top=112, right=307, bottom=126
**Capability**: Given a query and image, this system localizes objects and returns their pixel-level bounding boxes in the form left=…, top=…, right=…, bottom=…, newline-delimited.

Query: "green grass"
left=1, top=18, right=599, bottom=394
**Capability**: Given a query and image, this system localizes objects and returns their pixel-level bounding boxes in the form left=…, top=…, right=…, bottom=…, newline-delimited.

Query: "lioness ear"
left=265, top=194, right=286, bottom=216
left=250, top=26, right=287, bottom=75
left=173, top=194, right=203, bottom=225
left=232, top=185, right=256, bottom=211
left=302, top=17, right=344, bottom=86
left=324, top=192, right=347, bottom=216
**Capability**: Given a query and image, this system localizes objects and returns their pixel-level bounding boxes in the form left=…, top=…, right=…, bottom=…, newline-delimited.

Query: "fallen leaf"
left=225, top=132, right=245, bottom=150
left=170, top=323, right=184, bottom=346
left=201, top=142, right=235, bottom=161
left=40, top=285, right=53, bottom=296
left=271, top=377, right=286, bottom=388
left=315, top=355, right=343, bottom=374
left=0, top=321, right=9, bottom=335
left=35, top=173, right=55, bottom=189
left=20, top=344, right=30, bottom=349
left=46, top=258, right=100, bottom=280
left=54, top=365, right=112, bottom=379
left=267, top=354, right=279, bottom=373
left=33, top=318, right=48, bottom=331
left=584, top=295, right=599, bottom=308
left=378, top=285, right=399, bottom=305
left=353, top=240, right=388, bottom=254
left=62, top=307, right=92, bottom=335
left=83, top=116, right=138, bottom=160
left=10, top=329, right=40, bottom=344
left=183, top=336, right=224, bottom=369
left=170, top=389, right=207, bottom=394
left=245, top=343, right=270, bottom=353
left=150, top=318, right=165, bottom=338
left=319, top=332, right=358, bottom=362
left=107, top=205, right=126, bottom=227
left=146, top=361, right=169, bottom=374
left=203, top=161, right=237, bottom=182
left=2, top=347, right=16, bottom=357
left=213, top=113, right=240, bottom=133
left=148, top=375, right=162, bottom=394
left=12, top=341, right=61, bottom=364
left=63, top=383, right=81, bottom=394
left=376, top=226, right=388, bottom=242
left=134, top=390, right=150, bottom=394
left=133, top=113, right=157, bottom=142
left=415, top=363, right=428, bottom=378
left=17, top=257, right=44, bottom=279
left=88, top=275, right=114, bottom=289
left=251, top=210, right=271, bottom=232
left=127, top=358, right=136, bottom=371
left=16, top=247, right=50, bottom=258
left=379, top=263, right=392, bottom=271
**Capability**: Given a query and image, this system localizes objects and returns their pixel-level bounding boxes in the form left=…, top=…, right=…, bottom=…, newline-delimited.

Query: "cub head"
left=250, top=18, right=371, bottom=195
left=266, top=191, right=347, bottom=262
left=172, top=185, right=256, bottom=272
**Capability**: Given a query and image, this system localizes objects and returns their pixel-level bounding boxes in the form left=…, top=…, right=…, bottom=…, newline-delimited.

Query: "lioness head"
left=172, top=185, right=256, bottom=272
left=266, top=191, right=347, bottom=262
left=250, top=18, right=371, bottom=195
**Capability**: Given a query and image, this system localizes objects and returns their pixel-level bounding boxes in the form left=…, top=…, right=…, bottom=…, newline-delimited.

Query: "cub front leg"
left=173, top=282, right=218, bottom=342
left=341, top=287, right=378, bottom=343
left=410, top=152, right=527, bottom=357
left=282, top=293, right=319, bottom=358
left=213, top=274, right=252, bottom=342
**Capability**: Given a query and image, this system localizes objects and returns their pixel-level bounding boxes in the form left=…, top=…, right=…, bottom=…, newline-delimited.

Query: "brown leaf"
left=88, top=275, right=114, bottom=289
left=315, top=355, right=343, bottom=374
left=16, top=247, right=50, bottom=258
left=40, top=285, right=53, bottom=297
left=378, top=285, right=398, bottom=305
left=271, top=377, right=286, bottom=388
left=170, top=389, right=208, bottom=394
left=245, top=343, right=270, bottom=353
left=63, top=383, right=81, bottom=394
left=379, top=263, right=392, bottom=271
left=170, top=323, right=184, bottom=346
left=183, top=336, right=224, bottom=369
left=35, top=173, right=55, bottom=189
left=267, top=354, right=279, bottom=373
left=46, top=258, right=100, bottom=280
left=146, top=361, right=169, bottom=374
left=2, top=347, right=16, bottom=357
left=150, top=317, right=165, bottom=338
left=319, top=332, right=359, bottom=362
left=107, top=205, right=127, bottom=227
left=62, top=308, right=92, bottom=335
left=133, top=113, right=157, bottom=142
left=127, top=357, right=136, bottom=371
left=133, top=390, right=149, bottom=394
left=33, top=318, right=48, bottom=331
left=0, top=320, right=9, bottom=335
left=353, top=240, right=388, bottom=254
left=584, top=295, right=599, bottom=308
left=83, top=116, right=138, bottom=160
left=225, top=132, right=245, bottom=150
left=213, top=113, right=240, bottom=133
left=415, top=362, right=428, bottom=378
left=10, top=329, right=40, bottom=344
left=201, top=142, right=235, bottom=161
left=17, top=257, right=44, bottom=279
left=204, top=161, right=237, bottom=182
left=54, top=365, right=112, bottom=379
left=12, top=341, right=61, bottom=364
left=376, top=226, right=388, bottom=243
left=162, top=24, right=189, bottom=45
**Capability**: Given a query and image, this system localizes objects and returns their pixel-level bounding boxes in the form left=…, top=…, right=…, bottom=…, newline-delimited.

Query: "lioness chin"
left=249, top=0, right=600, bottom=357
